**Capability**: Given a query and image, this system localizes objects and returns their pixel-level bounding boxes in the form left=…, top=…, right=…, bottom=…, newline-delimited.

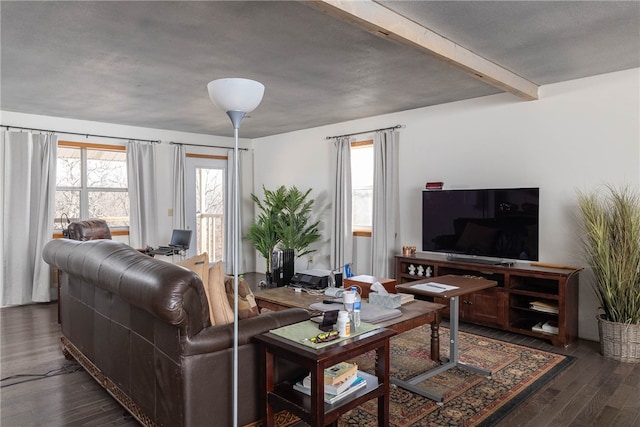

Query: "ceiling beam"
left=306, top=0, right=539, bottom=101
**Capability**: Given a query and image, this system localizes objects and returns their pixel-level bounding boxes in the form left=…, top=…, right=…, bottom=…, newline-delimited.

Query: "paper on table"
left=411, top=282, right=459, bottom=293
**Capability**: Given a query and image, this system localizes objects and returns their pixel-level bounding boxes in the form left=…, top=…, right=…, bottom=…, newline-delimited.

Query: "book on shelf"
left=532, top=321, right=559, bottom=335
left=529, top=300, right=559, bottom=314
left=303, top=372, right=358, bottom=396
left=542, top=320, right=559, bottom=334
left=294, top=374, right=367, bottom=404
left=324, top=361, right=358, bottom=385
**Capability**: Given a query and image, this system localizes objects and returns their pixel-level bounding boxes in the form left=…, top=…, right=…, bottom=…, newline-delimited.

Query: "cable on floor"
left=0, top=360, right=83, bottom=388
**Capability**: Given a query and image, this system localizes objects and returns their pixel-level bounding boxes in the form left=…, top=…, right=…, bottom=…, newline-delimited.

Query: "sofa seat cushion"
left=224, top=275, right=260, bottom=319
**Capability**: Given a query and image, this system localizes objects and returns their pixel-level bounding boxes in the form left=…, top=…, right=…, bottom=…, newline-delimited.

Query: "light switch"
left=168, top=208, right=174, bottom=217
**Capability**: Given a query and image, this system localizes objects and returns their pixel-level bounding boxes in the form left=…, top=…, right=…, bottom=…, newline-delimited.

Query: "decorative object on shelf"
left=402, top=245, right=416, bottom=256
left=408, top=264, right=415, bottom=275
left=425, top=266, right=433, bottom=277
left=425, top=181, right=444, bottom=190
left=577, top=184, right=640, bottom=363
left=416, top=265, right=424, bottom=276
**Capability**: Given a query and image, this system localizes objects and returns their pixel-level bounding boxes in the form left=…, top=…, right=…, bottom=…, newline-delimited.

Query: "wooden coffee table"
left=254, top=286, right=445, bottom=361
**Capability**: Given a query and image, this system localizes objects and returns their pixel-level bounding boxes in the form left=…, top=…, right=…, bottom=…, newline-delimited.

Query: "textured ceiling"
left=1, top=1, right=638, bottom=138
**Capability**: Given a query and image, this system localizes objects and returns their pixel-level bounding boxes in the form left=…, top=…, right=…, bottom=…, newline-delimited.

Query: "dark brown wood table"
left=254, top=286, right=445, bottom=361
left=254, top=327, right=396, bottom=427
left=396, top=274, right=498, bottom=402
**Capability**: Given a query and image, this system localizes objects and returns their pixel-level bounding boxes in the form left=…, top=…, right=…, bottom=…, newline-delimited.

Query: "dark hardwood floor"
left=2, top=302, right=639, bottom=427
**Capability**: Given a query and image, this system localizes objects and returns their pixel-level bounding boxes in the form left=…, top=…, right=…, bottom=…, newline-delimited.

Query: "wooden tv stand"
left=395, top=254, right=581, bottom=347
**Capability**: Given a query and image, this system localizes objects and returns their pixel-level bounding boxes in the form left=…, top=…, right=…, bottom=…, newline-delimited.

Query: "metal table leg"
left=391, top=296, right=492, bottom=403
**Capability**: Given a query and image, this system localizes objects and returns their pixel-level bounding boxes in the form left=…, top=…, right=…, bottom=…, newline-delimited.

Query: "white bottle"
left=351, top=286, right=361, bottom=329
left=343, top=289, right=355, bottom=332
left=337, top=310, right=350, bottom=337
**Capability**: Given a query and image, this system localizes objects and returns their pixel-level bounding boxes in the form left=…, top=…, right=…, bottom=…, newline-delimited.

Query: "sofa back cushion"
left=224, top=275, right=260, bottom=319
left=203, top=261, right=235, bottom=325
left=67, top=219, right=112, bottom=240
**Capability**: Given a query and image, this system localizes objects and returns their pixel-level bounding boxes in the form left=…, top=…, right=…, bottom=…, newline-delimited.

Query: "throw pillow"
left=224, top=275, right=260, bottom=319
left=175, top=252, right=210, bottom=286
left=205, top=261, right=235, bottom=325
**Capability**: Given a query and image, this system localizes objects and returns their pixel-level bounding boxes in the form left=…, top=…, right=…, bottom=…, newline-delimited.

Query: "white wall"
left=253, top=68, right=640, bottom=340
left=3, top=69, right=638, bottom=338
left=1, top=111, right=257, bottom=272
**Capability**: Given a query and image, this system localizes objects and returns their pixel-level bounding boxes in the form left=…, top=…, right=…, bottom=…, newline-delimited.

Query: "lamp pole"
left=207, top=79, right=264, bottom=427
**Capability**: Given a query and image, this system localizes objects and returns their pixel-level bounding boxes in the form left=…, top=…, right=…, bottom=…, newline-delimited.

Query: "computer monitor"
left=169, top=229, right=192, bottom=250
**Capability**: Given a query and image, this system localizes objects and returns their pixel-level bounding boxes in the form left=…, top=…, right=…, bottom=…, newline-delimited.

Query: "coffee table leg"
left=376, top=339, right=390, bottom=426
left=263, top=348, right=275, bottom=427
left=430, top=317, right=441, bottom=362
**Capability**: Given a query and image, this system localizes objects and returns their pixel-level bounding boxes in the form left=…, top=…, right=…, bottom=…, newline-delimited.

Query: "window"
left=55, top=142, right=129, bottom=231
left=351, top=140, right=374, bottom=235
left=186, top=155, right=226, bottom=262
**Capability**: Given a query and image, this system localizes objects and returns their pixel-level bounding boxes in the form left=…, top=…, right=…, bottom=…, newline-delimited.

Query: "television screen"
left=422, top=188, right=539, bottom=261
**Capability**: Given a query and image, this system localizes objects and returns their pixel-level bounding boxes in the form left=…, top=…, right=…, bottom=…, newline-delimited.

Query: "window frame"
left=53, top=141, right=129, bottom=238
left=351, top=139, right=374, bottom=237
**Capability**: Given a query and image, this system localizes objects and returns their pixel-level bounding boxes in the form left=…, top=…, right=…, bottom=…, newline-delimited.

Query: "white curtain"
left=225, top=149, right=245, bottom=274
left=330, top=137, right=353, bottom=271
left=371, top=130, right=400, bottom=277
left=1, top=131, right=57, bottom=306
left=127, top=141, right=158, bottom=249
left=172, top=143, right=187, bottom=230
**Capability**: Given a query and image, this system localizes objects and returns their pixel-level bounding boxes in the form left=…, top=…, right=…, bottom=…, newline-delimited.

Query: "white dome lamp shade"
left=207, top=78, right=265, bottom=129
left=206, top=76, right=264, bottom=427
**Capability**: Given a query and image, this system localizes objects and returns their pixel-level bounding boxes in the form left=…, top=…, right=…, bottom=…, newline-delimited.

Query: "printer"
left=290, top=269, right=342, bottom=290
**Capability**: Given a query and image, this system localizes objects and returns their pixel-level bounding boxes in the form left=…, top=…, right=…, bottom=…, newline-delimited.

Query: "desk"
left=396, top=274, right=497, bottom=403
left=254, top=286, right=444, bottom=362
left=254, top=327, right=396, bottom=427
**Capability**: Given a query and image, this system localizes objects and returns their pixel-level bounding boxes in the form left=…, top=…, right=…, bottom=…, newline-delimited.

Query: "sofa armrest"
left=182, top=308, right=309, bottom=355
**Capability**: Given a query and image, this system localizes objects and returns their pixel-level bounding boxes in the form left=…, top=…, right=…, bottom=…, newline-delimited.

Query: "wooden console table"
left=395, top=254, right=581, bottom=347
left=255, top=327, right=396, bottom=427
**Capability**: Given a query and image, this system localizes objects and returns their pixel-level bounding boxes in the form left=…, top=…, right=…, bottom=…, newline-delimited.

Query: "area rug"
left=260, top=325, right=573, bottom=427
left=339, top=325, right=574, bottom=427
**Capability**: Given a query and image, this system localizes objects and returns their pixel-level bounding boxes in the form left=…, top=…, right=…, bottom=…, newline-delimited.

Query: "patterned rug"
left=339, top=325, right=574, bottom=427
left=263, top=325, right=573, bottom=427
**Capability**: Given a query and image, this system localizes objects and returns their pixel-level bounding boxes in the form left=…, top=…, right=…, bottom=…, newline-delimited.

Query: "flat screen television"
left=422, top=188, right=539, bottom=262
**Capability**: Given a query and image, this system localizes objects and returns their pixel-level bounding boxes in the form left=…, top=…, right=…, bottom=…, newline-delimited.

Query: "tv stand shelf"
left=395, top=254, right=581, bottom=347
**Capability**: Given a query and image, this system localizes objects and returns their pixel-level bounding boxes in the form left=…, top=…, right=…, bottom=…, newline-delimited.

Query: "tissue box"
left=368, top=292, right=402, bottom=309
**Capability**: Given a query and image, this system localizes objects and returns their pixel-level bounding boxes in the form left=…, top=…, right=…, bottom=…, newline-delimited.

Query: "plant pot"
left=265, top=271, right=273, bottom=285
left=597, top=315, right=640, bottom=363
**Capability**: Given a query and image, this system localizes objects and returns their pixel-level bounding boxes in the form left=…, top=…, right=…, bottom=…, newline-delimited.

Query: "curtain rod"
left=170, top=141, right=249, bottom=151
left=1, top=124, right=161, bottom=144
left=325, top=124, right=403, bottom=140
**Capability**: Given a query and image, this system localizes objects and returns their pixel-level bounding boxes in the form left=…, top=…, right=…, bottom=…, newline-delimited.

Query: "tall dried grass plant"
left=577, top=185, right=640, bottom=324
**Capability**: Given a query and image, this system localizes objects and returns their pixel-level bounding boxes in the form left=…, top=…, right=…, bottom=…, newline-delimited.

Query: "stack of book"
left=529, top=300, right=559, bottom=314
left=293, top=362, right=367, bottom=404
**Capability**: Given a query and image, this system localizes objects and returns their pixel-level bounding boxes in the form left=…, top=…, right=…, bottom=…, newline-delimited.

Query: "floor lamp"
left=207, top=78, right=265, bottom=427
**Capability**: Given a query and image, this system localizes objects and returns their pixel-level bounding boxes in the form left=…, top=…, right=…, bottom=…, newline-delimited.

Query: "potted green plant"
left=246, top=185, right=322, bottom=283
left=275, top=186, right=321, bottom=258
left=246, top=186, right=286, bottom=283
left=577, top=184, right=640, bottom=363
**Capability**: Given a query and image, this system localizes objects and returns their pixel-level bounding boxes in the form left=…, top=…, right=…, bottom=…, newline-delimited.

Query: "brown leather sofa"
left=43, top=238, right=309, bottom=427
left=67, top=218, right=113, bottom=240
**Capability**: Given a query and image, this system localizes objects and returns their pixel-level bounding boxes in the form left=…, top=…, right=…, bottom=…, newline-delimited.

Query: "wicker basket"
left=597, top=315, right=640, bottom=363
